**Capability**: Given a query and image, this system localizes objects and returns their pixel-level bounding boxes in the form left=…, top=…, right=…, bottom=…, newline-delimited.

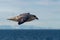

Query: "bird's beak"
left=36, top=17, right=39, bottom=20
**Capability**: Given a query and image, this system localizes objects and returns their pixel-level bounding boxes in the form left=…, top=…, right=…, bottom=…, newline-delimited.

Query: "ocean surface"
left=0, top=30, right=60, bottom=40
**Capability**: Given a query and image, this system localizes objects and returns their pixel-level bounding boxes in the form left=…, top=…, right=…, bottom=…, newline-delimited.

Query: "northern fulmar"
left=7, top=13, right=39, bottom=25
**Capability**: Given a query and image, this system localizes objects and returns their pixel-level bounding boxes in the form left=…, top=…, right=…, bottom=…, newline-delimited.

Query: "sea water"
left=0, top=29, right=60, bottom=40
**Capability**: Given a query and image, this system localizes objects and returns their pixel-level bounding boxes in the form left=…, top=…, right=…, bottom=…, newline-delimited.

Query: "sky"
left=0, top=0, right=60, bottom=29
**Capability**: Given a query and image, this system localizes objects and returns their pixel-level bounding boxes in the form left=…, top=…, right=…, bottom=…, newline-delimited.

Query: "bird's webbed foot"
left=18, top=22, right=24, bottom=25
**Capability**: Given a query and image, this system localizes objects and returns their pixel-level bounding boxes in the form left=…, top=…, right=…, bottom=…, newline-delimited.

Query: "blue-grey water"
left=0, top=29, right=60, bottom=40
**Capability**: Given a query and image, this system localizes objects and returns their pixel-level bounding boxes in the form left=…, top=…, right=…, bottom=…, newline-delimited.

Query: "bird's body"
left=8, top=13, right=38, bottom=25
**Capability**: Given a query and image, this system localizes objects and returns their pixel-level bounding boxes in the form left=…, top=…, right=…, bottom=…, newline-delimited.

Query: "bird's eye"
left=34, top=15, right=36, bottom=17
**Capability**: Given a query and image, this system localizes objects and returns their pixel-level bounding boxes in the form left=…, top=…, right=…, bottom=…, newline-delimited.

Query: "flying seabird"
left=7, top=13, right=39, bottom=25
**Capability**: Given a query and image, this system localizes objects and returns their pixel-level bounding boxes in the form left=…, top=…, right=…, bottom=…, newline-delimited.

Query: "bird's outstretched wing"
left=18, top=15, right=30, bottom=25
left=19, top=13, right=30, bottom=17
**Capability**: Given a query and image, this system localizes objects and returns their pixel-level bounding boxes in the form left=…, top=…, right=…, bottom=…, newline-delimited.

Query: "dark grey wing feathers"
left=19, top=13, right=30, bottom=17
left=18, top=15, right=30, bottom=25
